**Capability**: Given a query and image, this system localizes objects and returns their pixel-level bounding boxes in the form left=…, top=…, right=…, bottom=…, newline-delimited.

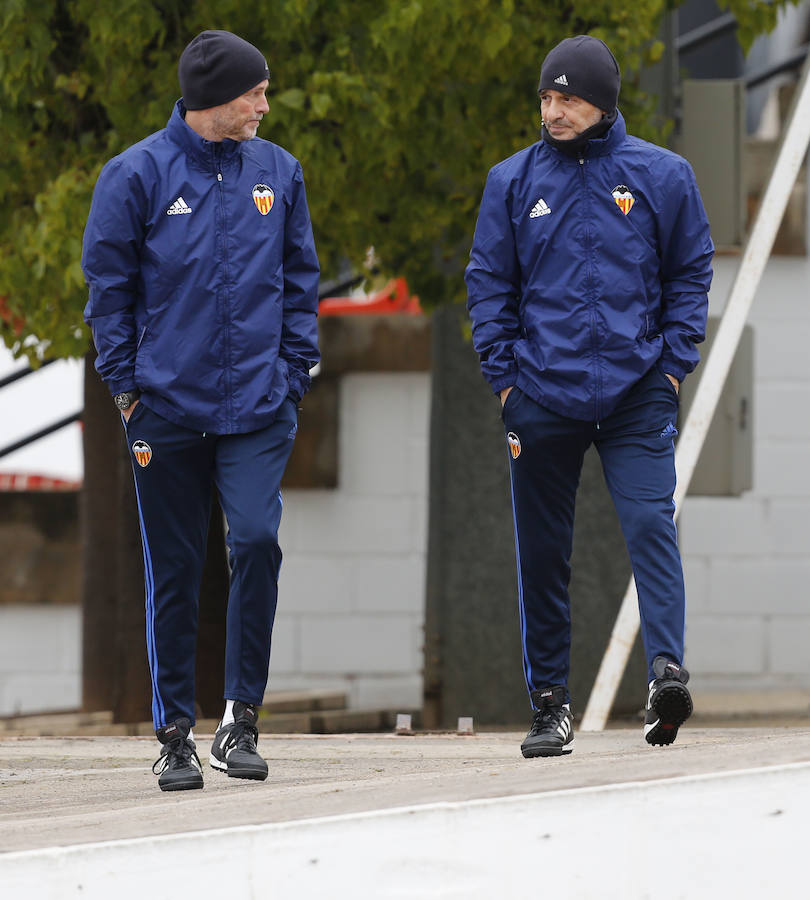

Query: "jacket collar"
left=166, top=99, right=244, bottom=167
left=542, top=108, right=627, bottom=160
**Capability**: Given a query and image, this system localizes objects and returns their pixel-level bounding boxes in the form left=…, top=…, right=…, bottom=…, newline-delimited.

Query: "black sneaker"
left=209, top=701, right=268, bottom=780
left=521, top=685, right=574, bottom=758
left=152, top=718, right=204, bottom=791
left=644, top=656, right=693, bottom=746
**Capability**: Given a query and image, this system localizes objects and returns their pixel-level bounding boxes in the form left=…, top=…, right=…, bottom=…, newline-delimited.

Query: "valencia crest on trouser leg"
left=132, top=440, right=152, bottom=468
left=507, top=432, right=522, bottom=459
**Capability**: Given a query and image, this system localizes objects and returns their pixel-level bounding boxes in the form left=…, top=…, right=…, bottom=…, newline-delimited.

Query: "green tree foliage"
left=0, top=0, right=800, bottom=360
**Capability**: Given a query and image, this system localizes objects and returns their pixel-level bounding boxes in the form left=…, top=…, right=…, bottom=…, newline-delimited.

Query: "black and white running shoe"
left=644, top=656, right=693, bottom=746
left=152, top=718, right=204, bottom=791
left=521, top=685, right=574, bottom=758
left=209, top=701, right=268, bottom=780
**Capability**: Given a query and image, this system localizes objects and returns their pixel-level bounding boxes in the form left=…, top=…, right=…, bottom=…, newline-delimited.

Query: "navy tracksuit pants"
left=123, top=398, right=298, bottom=729
left=502, top=364, right=685, bottom=706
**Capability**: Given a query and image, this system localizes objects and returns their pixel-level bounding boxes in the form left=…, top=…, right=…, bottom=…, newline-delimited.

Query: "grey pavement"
left=2, top=722, right=809, bottom=854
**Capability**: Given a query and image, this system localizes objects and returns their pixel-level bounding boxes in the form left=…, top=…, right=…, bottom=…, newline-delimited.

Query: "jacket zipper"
left=579, top=155, right=602, bottom=422
left=215, top=155, right=233, bottom=429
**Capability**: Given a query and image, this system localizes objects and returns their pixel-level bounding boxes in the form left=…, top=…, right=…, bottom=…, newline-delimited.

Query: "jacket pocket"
left=123, top=400, right=147, bottom=429
left=266, top=357, right=290, bottom=407
left=135, top=326, right=154, bottom=388
left=654, top=364, right=680, bottom=400
left=500, top=386, right=522, bottom=419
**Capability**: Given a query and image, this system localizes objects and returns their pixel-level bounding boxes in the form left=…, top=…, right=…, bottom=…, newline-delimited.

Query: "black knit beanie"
left=178, top=30, right=269, bottom=110
left=538, top=35, right=621, bottom=112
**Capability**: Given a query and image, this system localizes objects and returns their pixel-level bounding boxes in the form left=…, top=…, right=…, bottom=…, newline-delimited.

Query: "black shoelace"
left=152, top=738, right=200, bottom=774
left=228, top=720, right=259, bottom=753
left=529, top=706, right=567, bottom=736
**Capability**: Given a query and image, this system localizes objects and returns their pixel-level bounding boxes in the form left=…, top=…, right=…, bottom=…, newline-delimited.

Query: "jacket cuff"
left=107, top=379, right=138, bottom=396
left=659, top=358, right=687, bottom=382
left=287, top=371, right=310, bottom=402
left=489, top=374, right=518, bottom=394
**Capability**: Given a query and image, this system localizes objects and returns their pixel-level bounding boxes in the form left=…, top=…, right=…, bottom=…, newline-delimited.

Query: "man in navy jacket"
left=82, top=30, right=320, bottom=790
left=466, top=35, right=713, bottom=757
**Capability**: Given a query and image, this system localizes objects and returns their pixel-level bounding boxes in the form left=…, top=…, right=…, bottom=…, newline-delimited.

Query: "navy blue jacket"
left=465, top=112, right=713, bottom=422
left=82, top=101, right=320, bottom=434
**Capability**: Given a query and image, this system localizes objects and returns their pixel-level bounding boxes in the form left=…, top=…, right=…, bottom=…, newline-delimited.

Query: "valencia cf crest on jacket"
left=612, top=185, right=635, bottom=215
left=132, top=440, right=153, bottom=468
left=507, top=432, right=522, bottom=460
left=252, top=184, right=275, bottom=215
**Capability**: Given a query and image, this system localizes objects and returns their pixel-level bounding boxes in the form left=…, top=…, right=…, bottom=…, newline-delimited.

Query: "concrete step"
left=0, top=689, right=421, bottom=737
left=0, top=709, right=114, bottom=735
left=261, top=688, right=347, bottom=713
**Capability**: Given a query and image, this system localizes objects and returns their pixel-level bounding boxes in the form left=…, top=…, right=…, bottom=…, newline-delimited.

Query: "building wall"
left=3, top=253, right=810, bottom=717
left=0, top=491, right=82, bottom=716
left=271, top=257, right=810, bottom=712
left=0, top=371, right=430, bottom=718
left=681, top=255, right=810, bottom=707
left=0, top=606, right=81, bottom=716
left=271, top=371, right=430, bottom=710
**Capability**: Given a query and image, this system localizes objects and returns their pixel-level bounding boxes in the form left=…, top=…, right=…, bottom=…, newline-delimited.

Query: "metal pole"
left=0, top=412, right=82, bottom=459
left=0, top=357, right=57, bottom=390
left=581, top=52, right=810, bottom=732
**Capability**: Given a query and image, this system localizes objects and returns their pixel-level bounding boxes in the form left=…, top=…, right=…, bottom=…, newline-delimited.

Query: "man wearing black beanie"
left=178, top=30, right=271, bottom=139
left=82, top=31, right=320, bottom=791
left=466, top=35, right=713, bottom=757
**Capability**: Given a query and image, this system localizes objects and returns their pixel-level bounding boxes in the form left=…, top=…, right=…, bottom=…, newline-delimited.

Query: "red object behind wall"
left=319, top=277, right=421, bottom=316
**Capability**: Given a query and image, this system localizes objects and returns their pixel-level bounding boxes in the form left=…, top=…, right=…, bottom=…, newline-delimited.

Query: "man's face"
left=539, top=89, right=604, bottom=140
left=209, top=80, right=270, bottom=141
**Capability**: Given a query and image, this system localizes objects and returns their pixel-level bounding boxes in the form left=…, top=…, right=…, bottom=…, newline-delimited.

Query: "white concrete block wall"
left=0, top=371, right=430, bottom=718
left=0, top=606, right=81, bottom=716
left=6, top=255, right=810, bottom=717
left=272, top=372, right=430, bottom=710
left=681, top=255, right=810, bottom=701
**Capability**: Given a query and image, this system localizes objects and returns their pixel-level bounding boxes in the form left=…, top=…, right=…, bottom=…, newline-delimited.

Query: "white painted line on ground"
left=1, top=762, right=808, bottom=898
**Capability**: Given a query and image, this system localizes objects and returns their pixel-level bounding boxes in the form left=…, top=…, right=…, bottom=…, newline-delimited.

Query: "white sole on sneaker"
left=209, top=753, right=227, bottom=771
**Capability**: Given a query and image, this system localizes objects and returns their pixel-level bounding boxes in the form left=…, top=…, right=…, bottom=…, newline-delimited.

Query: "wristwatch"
left=113, top=390, right=141, bottom=411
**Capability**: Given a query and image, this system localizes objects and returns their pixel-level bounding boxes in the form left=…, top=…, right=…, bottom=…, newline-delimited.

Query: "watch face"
left=115, top=393, right=132, bottom=410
